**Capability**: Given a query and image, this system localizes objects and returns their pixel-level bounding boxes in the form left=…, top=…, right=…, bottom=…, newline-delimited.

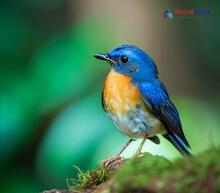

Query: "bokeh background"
left=0, top=0, right=220, bottom=192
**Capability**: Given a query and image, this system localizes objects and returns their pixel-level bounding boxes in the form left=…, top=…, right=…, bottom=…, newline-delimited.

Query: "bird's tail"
left=163, top=133, right=191, bottom=156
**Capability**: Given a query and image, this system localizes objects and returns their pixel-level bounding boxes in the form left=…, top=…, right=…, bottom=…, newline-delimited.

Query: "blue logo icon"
left=163, top=9, right=173, bottom=19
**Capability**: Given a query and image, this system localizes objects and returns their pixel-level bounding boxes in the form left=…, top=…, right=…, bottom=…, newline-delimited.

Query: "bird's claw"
left=101, top=155, right=122, bottom=168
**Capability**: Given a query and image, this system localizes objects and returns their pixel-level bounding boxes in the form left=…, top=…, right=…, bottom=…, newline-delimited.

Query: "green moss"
left=112, top=154, right=171, bottom=193
left=113, top=148, right=220, bottom=193
left=114, top=153, right=171, bottom=191
left=67, top=165, right=112, bottom=192
left=66, top=147, right=220, bottom=193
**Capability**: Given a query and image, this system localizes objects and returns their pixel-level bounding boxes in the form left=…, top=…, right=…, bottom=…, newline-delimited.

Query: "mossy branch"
left=43, top=147, right=220, bottom=193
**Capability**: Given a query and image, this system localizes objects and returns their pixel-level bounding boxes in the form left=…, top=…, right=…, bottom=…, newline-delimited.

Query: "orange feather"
left=103, top=69, right=143, bottom=114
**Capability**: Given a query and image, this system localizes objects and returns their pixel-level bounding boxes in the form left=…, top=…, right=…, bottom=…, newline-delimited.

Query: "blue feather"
left=138, top=80, right=191, bottom=154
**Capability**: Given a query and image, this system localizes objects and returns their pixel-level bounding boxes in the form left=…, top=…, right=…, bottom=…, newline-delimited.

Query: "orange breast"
left=103, top=69, right=142, bottom=114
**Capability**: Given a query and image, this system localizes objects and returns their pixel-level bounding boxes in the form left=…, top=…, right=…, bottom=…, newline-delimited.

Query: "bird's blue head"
left=94, top=44, right=158, bottom=81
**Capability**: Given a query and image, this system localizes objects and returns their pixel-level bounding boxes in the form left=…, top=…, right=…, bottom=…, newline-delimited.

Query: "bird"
left=94, top=44, right=191, bottom=164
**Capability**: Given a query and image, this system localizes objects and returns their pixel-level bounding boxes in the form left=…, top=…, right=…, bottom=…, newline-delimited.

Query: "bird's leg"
left=104, top=139, right=133, bottom=167
left=133, top=136, right=147, bottom=158
left=116, top=138, right=134, bottom=157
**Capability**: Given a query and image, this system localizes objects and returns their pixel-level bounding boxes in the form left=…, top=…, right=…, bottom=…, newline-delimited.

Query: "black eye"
left=120, top=55, right=128, bottom=63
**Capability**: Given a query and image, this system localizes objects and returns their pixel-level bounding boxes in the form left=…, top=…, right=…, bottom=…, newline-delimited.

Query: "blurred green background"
left=0, top=0, right=220, bottom=192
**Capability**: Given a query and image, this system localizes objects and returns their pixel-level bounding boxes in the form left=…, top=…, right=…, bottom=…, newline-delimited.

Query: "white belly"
left=108, top=106, right=165, bottom=139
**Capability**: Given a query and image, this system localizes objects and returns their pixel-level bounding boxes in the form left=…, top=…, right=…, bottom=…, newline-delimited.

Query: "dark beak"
left=94, top=53, right=116, bottom=64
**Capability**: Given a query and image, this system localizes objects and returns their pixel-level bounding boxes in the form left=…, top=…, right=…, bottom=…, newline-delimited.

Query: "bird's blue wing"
left=139, top=81, right=190, bottom=148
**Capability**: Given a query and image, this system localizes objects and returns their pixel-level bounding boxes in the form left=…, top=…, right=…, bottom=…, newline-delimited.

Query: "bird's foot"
left=100, top=139, right=134, bottom=169
left=101, top=155, right=123, bottom=168
left=132, top=150, right=142, bottom=159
